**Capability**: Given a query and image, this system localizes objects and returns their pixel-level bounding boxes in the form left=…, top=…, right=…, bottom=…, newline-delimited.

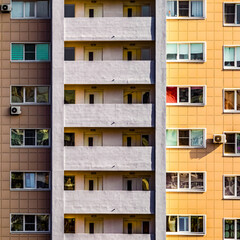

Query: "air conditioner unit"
left=10, top=106, right=21, bottom=115
left=1, top=4, right=11, bottom=12
left=213, top=134, right=226, bottom=144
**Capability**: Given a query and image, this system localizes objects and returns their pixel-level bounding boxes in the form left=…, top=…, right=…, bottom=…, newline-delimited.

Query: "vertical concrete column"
left=155, top=0, right=166, bottom=238
left=52, top=0, right=65, bottom=239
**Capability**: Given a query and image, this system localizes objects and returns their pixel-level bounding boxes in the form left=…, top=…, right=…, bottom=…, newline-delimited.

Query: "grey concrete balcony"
left=64, top=104, right=154, bottom=128
left=64, top=234, right=154, bottom=240
left=64, top=61, right=154, bottom=84
left=64, top=146, right=154, bottom=171
left=64, top=17, right=154, bottom=41
left=64, top=191, right=154, bottom=214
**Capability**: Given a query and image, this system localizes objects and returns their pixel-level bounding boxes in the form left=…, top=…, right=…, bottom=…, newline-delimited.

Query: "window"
left=167, top=43, right=205, bottom=61
left=64, top=176, right=75, bottom=190
left=11, top=172, right=50, bottom=190
left=11, top=86, right=50, bottom=104
left=224, top=133, right=240, bottom=155
left=166, top=0, right=204, bottom=18
left=64, top=133, right=75, bottom=146
left=166, top=129, right=205, bottom=148
left=11, top=214, right=50, bottom=232
left=11, top=1, right=49, bottom=18
left=64, top=4, right=75, bottom=18
left=224, top=219, right=240, bottom=239
left=224, top=3, right=240, bottom=25
left=64, top=218, right=75, bottom=233
left=224, top=89, right=240, bottom=112
left=64, top=90, right=75, bottom=104
left=224, top=176, right=240, bottom=198
left=224, top=46, right=240, bottom=69
left=11, top=43, right=50, bottom=61
left=11, top=129, right=50, bottom=147
left=167, top=86, right=205, bottom=105
left=64, top=47, right=75, bottom=61
left=166, top=172, right=205, bottom=192
left=166, top=215, right=205, bottom=235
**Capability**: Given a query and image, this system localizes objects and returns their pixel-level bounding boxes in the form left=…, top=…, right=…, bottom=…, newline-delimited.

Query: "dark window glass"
left=37, top=173, right=49, bottom=189
left=37, top=215, right=49, bottom=231
left=128, top=94, right=133, bottom=104
left=127, top=180, right=132, bottom=191
left=11, top=215, right=23, bottom=232
left=191, top=216, right=203, bottom=233
left=89, top=52, right=94, bottom=61
left=25, top=44, right=35, bottom=60
left=64, top=218, right=75, bottom=233
left=25, top=130, right=35, bottom=146
left=142, top=135, right=149, bottom=146
left=142, top=92, right=150, bottom=103
left=180, top=173, right=189, bottom=188
left=25, top=215, right=35, bottom=231
left=64, top=176, right=75, bottom=190
left=88, top=137, right=93, bottom=146
left=143, top=221, right=149, bottom=234
left=11, top=172, right=24, bottom=189
left=225, top=133, right=235, bottom=154
left=191, top=173, right=204, bottom=190
left=89, top=94, right=94, bottom=104
left=89, top=9, right=94, bottom=17
left=179, top=88, right=189, bottom=102
left=166, top=173, right=177, bottom=189
left=166, top=216, right=177, bottom=232
left=128, top=223, right=132, bottom=234
left=89, top=223, right=94, bottom=234
left=179, top=1, right=189, bottom=16
left=191, top=87, right=203, bottom=103
left=127, top=51, right=132, bottom=60
left=225, top=176, right=235, bottom=196
left=237, top=5, right=240, bottom=24
left=128, top=8, right=133, bottom=17
left=64, top=90, right=75, bottom=104
left=225, top=4, right=235, bottom=23
left=64, top=4, right=75, bottom=17
left=37, top=1, right=49, bottom=18
left=179, top=130, right=189, bottom=146
left=64, top=133, right=75, bottom=146
left=37, top=129, right=49, bottom=146
left=64, top=47, right=75, bottom=61
left=142, top=177, right=150, bottom=190
left=127, top=137, right=132, bottom=146
left=89, top=180, right=94, bottom=191
left=25, top=86, right=35, bottom=102
left=237, top=177, right=240, bottom=196
left=12, top=86, right=23, bottom=103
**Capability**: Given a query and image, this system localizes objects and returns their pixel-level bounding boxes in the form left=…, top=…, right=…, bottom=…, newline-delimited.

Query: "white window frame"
left=223, top=175, right=240, bottom=199
left=10, top=85, right=51, bottom=105
left=10, top=213, right=50, bottom=233
left=223, top=2, right=240, bottom=26
left=10, top=42, right=51, bottom=63
left=166, top=85, right=206, bottom=106
left=223, top=218, right=240, bottom=240
left=166, top=214, right=206, bottom=235
left=166, top=128, right=206, bottom=148
left=167, top=42, right=206, bottom=62
left=223, top=88, right=240, bottom=113
left=166, top=171, right=206, bottom=192
left=10, top=128, right=51, bottom=148
left=166, top=0, right=206, bottom=19
left=223, top=45, right=240, bottom=69
left=10, top=171, right=51, bottom=191
left=11, top=0, right=51, bottom=19
left=223, top=132, right=240, bottom=156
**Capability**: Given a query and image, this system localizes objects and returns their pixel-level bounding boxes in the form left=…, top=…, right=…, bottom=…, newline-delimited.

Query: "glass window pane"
left=225, top=4, right=235, bottom=23
left=179, top=1, right=189, bottom=16
left=25, top=44, right=35, bottom=60
left=236, top=47, right=240, bottom=67
left=11, top=43, right=24, bottom=60
left=25, top=87, right=35, bottom=102
left=37, top=87, right=49, bottom=103
left=64, top=176, right=75, bottom=190
left=166, top=216, right=177, bottom=232
left=37, top=1, right=49, bottom=17
left=37, top=129, right=49, bottom=146
left=179, top=216, right=189, bottom=231
left=11, top=129, right=24, bottom=146
left=166, top=87, right=177, bottom=103
left=224, top=47, right=235, bottom=66
left=237, top=177, right=240, bottom=196
left=191, top=1, right=203, bottom=17
left=11, top=215, right=23, bottom=231
left=179, top=130, right=189, bottom=146
left=37, top=173, right=49, bottom=189
left=191, top=173, right=204, bottom=190
left=64, top=4, right=75, bottom=18
left=191, top=130, right=203, bottom=147
left=64, top=47, right=75, bottom=61
left=190, top=43, right=203, bottom=60
left=12, top=1, right=24, bottom=18
left=225, top=177, right=235, bottom=196
left=167, top=44, right=177, bottom=60
left=166, top=129, right=177, bottom=146
left=11, top=172, right=24, bottom=189
left=237, top=134, right=240, bottom=153
left=142, top=178, right=150, bottom=190
left=225, top=220, right=235, bottom=239
left=25, top=2, right=35, bottom=17
left=179, top=44, right=189, bottom=59
left=64, top=133, right=75, bottom=146
left=25, top=215, right=35, bottom=231
left=25, top=129, right=35, bottom=146
left=179, top=88, right=189, bottom=102
left=166, top=1, right=177, bottom=17
left=12, top=86, right=23, bottom=103
left=64, top=90, right=75, bottom=104
left=237, top=219, right=240, bottom=239
left=25, top=173, right=35, bottom=188
left=37, top=215, right=49, bottom=231
left=36, top=44, right=49, bottom=60
left=142, top=5, right=150, bottom=16
left=180, top=173, right=189, bottom=188
left=225, top=134, right=236, bottom=154
left=237, top=91, right=240, bottom=110
left=166, top=173, right=178, bottom=189
left=191, top=216, right=203, bottom=233
left=237, top=5, right=240, bottom=24
left=64, top=218, right=75, bottom=233
left=191, top=87, right=203, bottom=103
left=142, top=135, right=149, bottom=146
left=225, top=91, right=235, bottom=110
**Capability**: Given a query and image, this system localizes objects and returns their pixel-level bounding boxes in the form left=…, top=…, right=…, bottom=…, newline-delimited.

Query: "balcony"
left=64, top=104, right=154, bottom=128
left=64, top=17, right=154, bottom=41
left=64, top=146, right=154, bottom=171
left=64, top=61, right=154, bottom=84
left=64, top=191, right=154, bottom=214
left=64, top=234, right=154, bottom=240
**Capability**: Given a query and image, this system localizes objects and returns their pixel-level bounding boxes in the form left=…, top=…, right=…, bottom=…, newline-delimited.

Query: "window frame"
left=11, top=43, right=51, bottom=62
left=166, top=0, right=206, bottom=19
left=166, top=128, right=206, bottom=148
left=166, top=85, right=206, bottom=106
left=10, top=128, right=51, bottom=148
left=223, top=2, right=240, bottom=26
left=223, top=132, right=240, bottom=156
left=166, top=214, right=206, bottom=235
left=11, top=0, right=51, bottom=19
left=223, top=218, right=240, bottom=240
left=167, top=42, right=206, bottom=62
left=223, top=175, right=240, bottom=199
left=10, top=171, right=51, bottom=191
left=10, top=213, right=50, bottom=233
left=223, top=45, right=240, bottom=69
left=10, top=85, right=51, bottom=105
left=166, top=171, right=206, bottom=192
left=223, top=88, right=240, bottom=113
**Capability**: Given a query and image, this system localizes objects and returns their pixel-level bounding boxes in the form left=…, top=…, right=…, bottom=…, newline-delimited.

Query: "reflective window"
left=64, top=176, right=75, bottom=190
left=224, top=176, right=240, bottom=198
left=224, top=133, right=240, bottom=155
left=224, top=47, right=240, bottom=68
left=224, top=4, right=240, bottom=25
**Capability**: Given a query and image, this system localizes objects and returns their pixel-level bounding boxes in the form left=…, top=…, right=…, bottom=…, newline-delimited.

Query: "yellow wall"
left=167, top=0, right=240, bottom=239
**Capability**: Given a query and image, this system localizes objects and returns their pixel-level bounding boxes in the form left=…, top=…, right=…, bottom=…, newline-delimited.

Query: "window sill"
left=223, top=153, right=240, bottom=157
left=11, top=17, right=50, bottom=20
left=166, top=146, right=205, bottom=149
left=166, top=189, right=206, bottom=193
left=11, top=231, right=50, bottom=234
left=11, top=103, right=51, bottom=106
left=224, top=110, right=240, bottom=113
left=167, top=60, right=205, bottom=63
left=11, top=60, right=51, bottom=63
left=167, top=17, right=205, bottom=20
left=223, top=196, right=240, bottom=200
left=167, top=103, right=205, bottom=106
left=10, top=146, right=51, bottom=148
left=224, top=67, right=240, bottom=70
left=166, top=232, right=205, bottom=236
left=224, top=23, right=240, bottom=27
left=10, top=189, right=50, bottom=191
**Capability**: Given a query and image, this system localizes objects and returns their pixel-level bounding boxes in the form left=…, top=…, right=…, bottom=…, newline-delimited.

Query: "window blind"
left=167, top=44, right=177, bottom=54
left=36, top=44, right=49, bottom=60
left=166, top=130, right=177, bottom=146
left=11, top=44, right=24, bottom=60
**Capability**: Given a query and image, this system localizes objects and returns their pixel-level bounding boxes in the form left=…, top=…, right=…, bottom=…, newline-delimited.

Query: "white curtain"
left=179, top=44, right=189, bottom=59
left=224, top=47, right=235, bottom=62
left=191, top=43, right=203, bottom=54
left=167, top=44, right=177, bottom=54
left=11, top=1, right=24, bottom=18
left=191, top=1, right=203, bottom=17
left=167, top=1, right=177, bottom=17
